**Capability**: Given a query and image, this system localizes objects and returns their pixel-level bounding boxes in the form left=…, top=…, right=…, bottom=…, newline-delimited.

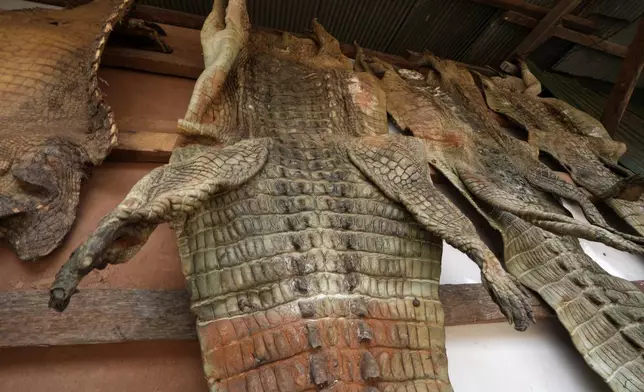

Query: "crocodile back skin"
left=482, top=74, right=644, bottom=238
left=178, top=29, right=387, bottom=145
left=0, top=0, right=132, bottom=260
left=497, top=211, right=644, bottom=391
left=173, top=134, right=450, bottom=392
left=372, top=54, right=644, bottom=392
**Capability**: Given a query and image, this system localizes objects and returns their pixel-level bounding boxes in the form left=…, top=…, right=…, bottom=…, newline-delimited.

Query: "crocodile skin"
left=481, top=62, right=644, bottom=239
left=179, top=135, right=451, bottom=391
left=365, top=52, right=644, bottom=254
left=370, top=53, right=644, bottom=392
left=49, top=3, right=534, bottom=391
left=0, top=0, right=132, bottom=260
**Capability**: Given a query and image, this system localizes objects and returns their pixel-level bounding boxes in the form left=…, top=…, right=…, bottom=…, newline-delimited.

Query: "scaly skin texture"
left=481, top=62, right=644, bottom=238
left=0, top=0, right=133, bottom=260
left=50, top=133, right=534, bottom=392
left=363, top=52, right=644, bottom=254
left=368, top=53, right=644, bottom=391
left=50, top=2, right=534, bottom=391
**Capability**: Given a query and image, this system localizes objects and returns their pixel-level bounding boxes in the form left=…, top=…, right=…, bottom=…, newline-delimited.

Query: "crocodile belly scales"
left=174, top=136, right=451, bottom=391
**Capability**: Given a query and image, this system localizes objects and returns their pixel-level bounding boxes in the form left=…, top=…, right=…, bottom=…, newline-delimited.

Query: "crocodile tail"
left=496, top=211, right=644, bottom=391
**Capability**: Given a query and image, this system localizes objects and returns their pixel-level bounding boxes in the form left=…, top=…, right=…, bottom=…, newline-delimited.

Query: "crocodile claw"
left=49, top=225, right=113, bottom=312
left=482, top=271, right=535, bottom=331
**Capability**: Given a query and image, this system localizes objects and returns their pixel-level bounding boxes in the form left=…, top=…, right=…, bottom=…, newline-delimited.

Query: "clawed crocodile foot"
left=49, top=220, right=116, bottom=312
left=482, top=271, right=534, bottom=331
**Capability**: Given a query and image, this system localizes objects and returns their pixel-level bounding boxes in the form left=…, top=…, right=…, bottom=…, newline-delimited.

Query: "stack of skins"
left=1, top=0, right=642, bottom=391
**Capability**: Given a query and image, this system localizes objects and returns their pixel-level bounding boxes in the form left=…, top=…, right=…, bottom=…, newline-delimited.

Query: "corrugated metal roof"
left=139, top=0, right=211, bottom=15
left=461, top=17, right=525, bottom=66
left=552, top=0, right=644, bottom=85
left=247, top=0, right=320, bottom=34
left=530, top=63, right=644, bottom=174
left=385, top=0, right=499, bottom=59
left=136, top=0, right=641, bottom=83
left=316, top=0, right=416, bottom=51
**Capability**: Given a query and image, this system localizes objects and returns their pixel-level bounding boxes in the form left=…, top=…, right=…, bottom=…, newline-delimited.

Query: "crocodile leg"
left=49, top=139, right=270, bottom=310
left=456, top=166, right=644, bottom=254
left=178, top=0, right=249, bottom=140
left=348, top=135, right=534, bottom=331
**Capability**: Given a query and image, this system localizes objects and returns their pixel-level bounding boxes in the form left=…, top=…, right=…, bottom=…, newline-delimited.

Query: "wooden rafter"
left=469, top=0, right=597, bottom=33
left=602, top=18, right=644, bottom=136
left=509, top=0, right=582, bottom=59
left=503, top=11, right=628, bottom=58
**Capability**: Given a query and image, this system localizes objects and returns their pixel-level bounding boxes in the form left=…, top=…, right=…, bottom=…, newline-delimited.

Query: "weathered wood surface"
left=4, top=281, right=642, bottom=347
left=509, top=0, right=581, bottom=59
left=103, top=24, right=204, bottom=79
left=469, top=0, right=597, bottom=33
left=109, top=130, right=179, bottom=162
left=602, top=18, right=644, bottom=135
left=503, top=11, right=628, bottom=58
left=0, top=284, right=554, bottom=348
left=130, top=4, right=205, bottom=30
left=0, top=289, right=195, bottom=347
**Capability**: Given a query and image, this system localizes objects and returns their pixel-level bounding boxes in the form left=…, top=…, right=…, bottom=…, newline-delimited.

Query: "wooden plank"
left=103, top=24, right=204, bottom=79
left=503, top=11, right=628, bottom=58
left=602, top=18, right=644, bottom=136
left=130, top=4, right=205, bottom=30
left=469, top=0, right=597, bottom=33
left=509, top=0, right=582, bottom=59
left=0, top=290, right=195, bottom=347
left=0, top=284, right=554, bottom=347
left=108, top=130, right=179, bottom=162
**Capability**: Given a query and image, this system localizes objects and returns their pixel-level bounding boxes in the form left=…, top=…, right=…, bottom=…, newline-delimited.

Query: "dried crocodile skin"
left=368, top=53, right=644, bottom=392
left=0, top=0, right=133, bottom=260
left=363, top=52, right=644, bottom=255
left=481, top=62, right=644, bottom=239
left=49, top=2, right=534, bottom=391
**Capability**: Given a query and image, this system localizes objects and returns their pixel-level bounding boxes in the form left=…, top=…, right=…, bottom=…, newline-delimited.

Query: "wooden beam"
left=602, top=18, right=644, bottom=136
left=0, top=284, right=555, bottom=347
left=130, top=4, right=205, bottom=30
left=509, top=0, right=582, bottom=59
left=108, top=130, right=180, bottom=163
left=469, top=0, right=597, bottom=33
left=3, top=282, right=643, bottom=347
left=503, top=11, right=629, bottom=58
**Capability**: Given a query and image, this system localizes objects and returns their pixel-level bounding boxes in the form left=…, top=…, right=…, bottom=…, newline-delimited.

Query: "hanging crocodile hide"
left=0, top=0, right=133, bottom=260
left=49, top=1, right=539, bottom=391
left=481, top=61, right=644, bottom=239
left=365, top=52, right=644, bottom=392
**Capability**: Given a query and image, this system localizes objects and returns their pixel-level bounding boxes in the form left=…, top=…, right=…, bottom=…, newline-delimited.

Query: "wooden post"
left=509, top=0, right=581, bottom=59
left=602, top=18, right=644, bottom=136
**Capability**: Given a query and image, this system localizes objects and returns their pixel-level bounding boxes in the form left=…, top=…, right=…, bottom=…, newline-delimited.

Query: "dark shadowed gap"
left=430, top=168, right=504, bottom=260
left=538, top=150, right=570, bottom=173
left=596, top=201, right=643, bottom=236
left=387, top=115, right=413, bottom=136
left=500, top=124, right=529, bottom=142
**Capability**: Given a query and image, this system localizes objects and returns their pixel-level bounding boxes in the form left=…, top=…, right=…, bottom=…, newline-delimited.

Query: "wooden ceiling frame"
left=602, top=18, right=644, bottom=136
left=507, top=0, right=582, bottom=60
left=502, top=11, right=628, bottom=58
